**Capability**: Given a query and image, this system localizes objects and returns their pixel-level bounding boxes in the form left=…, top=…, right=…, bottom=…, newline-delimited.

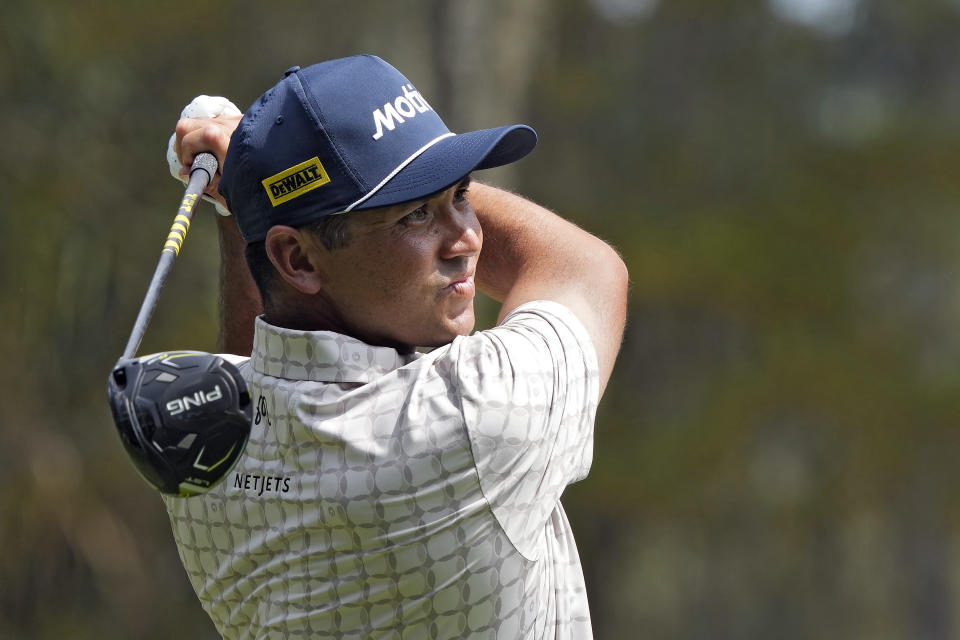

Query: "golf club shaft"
left=122, top=152, right=219, bottom=359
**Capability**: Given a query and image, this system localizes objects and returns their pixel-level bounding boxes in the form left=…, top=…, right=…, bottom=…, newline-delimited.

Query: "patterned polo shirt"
left=163, top=300, right=599, bottom=639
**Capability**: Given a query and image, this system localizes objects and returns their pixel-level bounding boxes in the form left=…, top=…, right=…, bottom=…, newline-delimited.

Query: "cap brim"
left=354, top=124, right=537, bottom=210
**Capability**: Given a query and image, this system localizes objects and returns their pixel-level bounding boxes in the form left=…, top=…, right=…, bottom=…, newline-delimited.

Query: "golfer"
left=168, top=54, right=627, bottom=639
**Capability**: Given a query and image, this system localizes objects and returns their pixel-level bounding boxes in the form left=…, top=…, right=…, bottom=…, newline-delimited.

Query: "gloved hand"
left=166, top=95, right=242, bottom=216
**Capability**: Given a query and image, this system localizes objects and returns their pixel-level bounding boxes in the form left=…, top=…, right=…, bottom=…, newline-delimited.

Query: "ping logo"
left=262, top=157, right=331, bottom=206
left=371, top=84, right=432, bottom=140
left=166, top=385, right=223, bottom=416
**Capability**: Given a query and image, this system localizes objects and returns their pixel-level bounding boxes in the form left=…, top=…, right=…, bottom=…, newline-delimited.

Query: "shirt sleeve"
left=449, top=300, right=600, bottom=560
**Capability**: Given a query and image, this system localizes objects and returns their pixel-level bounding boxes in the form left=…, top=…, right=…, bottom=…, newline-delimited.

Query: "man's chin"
left=448, top=304, right=476, bottom=337
left=419, top=326, right=474, bottom=349
left=417, top=310, right=475, bottom=348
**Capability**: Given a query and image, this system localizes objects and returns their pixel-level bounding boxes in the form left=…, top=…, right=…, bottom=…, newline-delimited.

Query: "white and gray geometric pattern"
left=163, top=300, right=599, bottom=639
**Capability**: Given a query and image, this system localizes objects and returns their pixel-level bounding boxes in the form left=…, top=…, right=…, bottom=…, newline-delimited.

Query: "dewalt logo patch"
left=262, top=157, right=331, bottom=206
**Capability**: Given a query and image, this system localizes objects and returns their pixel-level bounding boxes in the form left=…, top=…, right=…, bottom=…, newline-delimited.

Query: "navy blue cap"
left=219, top=55, right=537, bottom=243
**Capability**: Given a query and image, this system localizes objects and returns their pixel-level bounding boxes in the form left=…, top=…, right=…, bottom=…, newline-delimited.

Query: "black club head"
left=107, top=351, right=252, bottom=496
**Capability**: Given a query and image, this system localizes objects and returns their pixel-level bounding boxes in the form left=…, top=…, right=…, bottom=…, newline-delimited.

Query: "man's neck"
left=263, top=296, right=416, bottom=355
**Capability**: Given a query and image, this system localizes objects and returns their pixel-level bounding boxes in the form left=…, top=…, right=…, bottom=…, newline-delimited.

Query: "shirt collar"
left=250, top=316, right=418, bottom=383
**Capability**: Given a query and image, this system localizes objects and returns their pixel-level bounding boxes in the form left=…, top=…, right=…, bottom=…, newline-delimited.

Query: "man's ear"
left=264, top=225, right=324, bottom=295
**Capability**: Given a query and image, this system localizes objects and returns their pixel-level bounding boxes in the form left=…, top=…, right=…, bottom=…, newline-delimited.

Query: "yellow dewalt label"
left=262, top=157, right=331, bottom=206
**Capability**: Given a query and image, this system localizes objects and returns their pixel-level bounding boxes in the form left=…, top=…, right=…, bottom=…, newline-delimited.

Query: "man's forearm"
left=470, top=182, right=628, bottom=394
left=217, top=215, right=261, bottom=356
left=471, top=182, right=624, bottom=316
left=470, top=182, right=545, bottom=306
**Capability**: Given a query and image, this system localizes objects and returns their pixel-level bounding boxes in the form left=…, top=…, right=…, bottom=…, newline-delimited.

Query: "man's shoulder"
left=441, top=300, right=597, bottom=372
left=497, top=299, right=595, bottom=336
left=423, top=299, right=599, bottom=418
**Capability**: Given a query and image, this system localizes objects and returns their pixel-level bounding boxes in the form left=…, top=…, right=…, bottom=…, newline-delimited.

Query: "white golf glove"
left=166, top=95, right=242, bottom=216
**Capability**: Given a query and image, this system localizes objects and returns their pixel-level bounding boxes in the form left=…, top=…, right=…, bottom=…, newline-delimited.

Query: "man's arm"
left=469, top=184, right=629, bottom=396
left=175, top=116, right=261, bottom=356
left=216, top=215, right=261, bottom=355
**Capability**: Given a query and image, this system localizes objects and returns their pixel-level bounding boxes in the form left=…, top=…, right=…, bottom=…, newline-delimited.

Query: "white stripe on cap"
left=344, top=132, right=456, bottom=212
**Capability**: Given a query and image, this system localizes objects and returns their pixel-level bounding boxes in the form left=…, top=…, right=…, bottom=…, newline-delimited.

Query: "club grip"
left=190, top=152, right=219, bottom=183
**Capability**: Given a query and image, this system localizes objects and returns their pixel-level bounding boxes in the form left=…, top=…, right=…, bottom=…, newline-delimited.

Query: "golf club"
left=107, top=153, right=251, bottom=497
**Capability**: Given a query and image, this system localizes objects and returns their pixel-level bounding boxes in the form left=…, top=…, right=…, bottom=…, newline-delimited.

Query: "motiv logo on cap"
left=370, top=84, right=434, bottom=141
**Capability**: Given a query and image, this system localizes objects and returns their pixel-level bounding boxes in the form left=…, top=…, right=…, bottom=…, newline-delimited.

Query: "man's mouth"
left=444, top=274, right=475, bottom=298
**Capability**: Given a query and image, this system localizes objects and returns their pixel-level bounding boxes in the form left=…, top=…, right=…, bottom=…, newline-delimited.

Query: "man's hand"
left=167, top=95, right=243, bottom=213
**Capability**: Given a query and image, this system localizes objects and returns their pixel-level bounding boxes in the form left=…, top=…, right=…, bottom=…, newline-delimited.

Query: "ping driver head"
left=107, top=351, right=251, bottom=497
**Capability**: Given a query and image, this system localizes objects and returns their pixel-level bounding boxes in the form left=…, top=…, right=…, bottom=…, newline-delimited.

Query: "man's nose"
left=438, top=206, right=482, bottom=260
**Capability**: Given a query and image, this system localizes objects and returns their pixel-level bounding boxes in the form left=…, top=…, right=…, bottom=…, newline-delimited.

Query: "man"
left=168, top=54, right=627, bottom=639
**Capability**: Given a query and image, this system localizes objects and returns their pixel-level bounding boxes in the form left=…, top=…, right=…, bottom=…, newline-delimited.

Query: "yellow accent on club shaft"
left=177, top=193, right=198, bottom=214
left=163, top=211, right=193, bottom=255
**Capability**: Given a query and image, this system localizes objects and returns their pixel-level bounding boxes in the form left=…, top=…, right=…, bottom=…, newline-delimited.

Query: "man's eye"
left=401, top=207, right=429, bottom=224
left=453, top=187, right=469, bottom=203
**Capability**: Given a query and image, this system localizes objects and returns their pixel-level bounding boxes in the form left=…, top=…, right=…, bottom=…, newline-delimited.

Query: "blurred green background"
left=4, top=0, right=960, bottom=637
